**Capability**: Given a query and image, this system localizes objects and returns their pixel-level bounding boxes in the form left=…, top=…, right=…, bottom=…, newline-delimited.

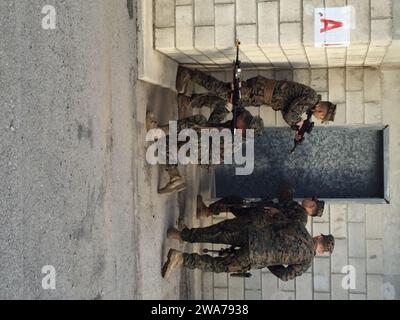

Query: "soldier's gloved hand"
left=225, top=94, right=233, bottom=111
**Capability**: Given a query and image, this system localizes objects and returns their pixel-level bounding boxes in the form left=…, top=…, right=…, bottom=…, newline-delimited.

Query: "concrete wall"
left=155, top=0, right=399, bottom=69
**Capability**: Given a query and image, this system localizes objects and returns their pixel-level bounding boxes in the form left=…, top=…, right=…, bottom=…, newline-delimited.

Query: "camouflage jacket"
left=246, top=210, right=315, bottom=281
left=241, top=76, right=319, bottom=128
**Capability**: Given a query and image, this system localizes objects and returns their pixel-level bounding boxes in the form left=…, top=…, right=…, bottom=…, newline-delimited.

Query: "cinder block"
left=333, top=103, right=346, bottom=124
left=367, top=240, right=384, bottom=274
left=276, top=69, right=293, bottom=81
left=258, top=1, right=279, bottom=47
left=366, top=205, right=384, bottom=239
left=176, top=0, right=192, bottom=5
left=325, top=0, right=346, bottom=7
left=346, top=91, right=364, bottom=124
left=364, top=68, right=381, bottom=102
left=349, top=222, right=366, bottom=258
left=214, top=287, right=228, bottom=300
left=371, top=0, right=392, bottom=18
left=303, top=0, right=324, bottom=46
left=331, top=274, right=349, bottom=300
left=350, top=293, right=366, bottom=300
left=293, top=69, right=311, bottom=86
left=155, top=0, right=175, bottom=28
left=214, top=272, right=228, bottom=287
left=371, top=19, right=393, bottom=46
left=228, top=277, right=244, bottom=300
left=296, top=273, right=312, bottom=300
left=155, top=27, right=176, bottom=53
left=272, top=291, right=295, bottom=300
left=215, top=4, right=235, bottom=50
left=347, top=0, right=370, bottom=44
left=349, top=258, right=366, bottom=293
left=202, top=272, right=214, bottom=299
left=280, top=0, right=301, bottom=22
left=346, top=67, right=363, bottom=91
left=236, top=24, right=258, bottom=50
left=313, top=222, right=329, bottom=237
left=330, top=204, right=347, bottom=238
left=280, top=23, right=302, bottom=48
left=245, top=290, right=262, bottom=300
left=367, top=275, right=384, bottom=300
left=313, top=258, right=330, bottom=292
left=314, top=293, right=330, bottom=300
left=279, top=278, right=295, bottom=291
left=311, top=69, right=328, bottom=91
left=194, top=0, right=214, bottom=26
left=331, top=238, right=348, bottom=273
left=245, top=269, right=261, bottom=290
left=364, top=102, right=382, bottom=124
left=348, top=203, right=365, bottom=223
left=236, top=0, right=256, bottom=24
left=261, top=272, right=279, bottom=300
left=195, top=26, right=215, bottom=49
left=328, top=68, right=345, bottom=103
left=176, top=5, right=194, bottom=49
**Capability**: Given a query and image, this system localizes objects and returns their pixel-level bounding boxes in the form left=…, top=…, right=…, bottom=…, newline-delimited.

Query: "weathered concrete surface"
left=0, top=0, right=139, bottom=299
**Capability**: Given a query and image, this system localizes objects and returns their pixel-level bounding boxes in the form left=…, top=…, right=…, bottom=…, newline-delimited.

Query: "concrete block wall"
left=155, top=0, right=398, bottom=69
left=195, top=66, right=389, bottom=300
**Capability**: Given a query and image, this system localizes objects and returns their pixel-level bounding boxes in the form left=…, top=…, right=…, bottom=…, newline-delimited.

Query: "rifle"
left=289, top=110, right=314, bottom=154
left=231, top=39, right=242, bottom=134
left=202, top=247, right=252, bottom=278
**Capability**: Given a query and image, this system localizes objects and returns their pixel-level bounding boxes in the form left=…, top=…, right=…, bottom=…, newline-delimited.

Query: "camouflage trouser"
left=181, top=218, right=252, bottom=273
left=209, top=195, right=247, bottom=215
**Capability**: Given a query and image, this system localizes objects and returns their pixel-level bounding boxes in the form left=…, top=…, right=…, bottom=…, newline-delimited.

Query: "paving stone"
left=371, top=0, right=392, bottom=18
left=176, top=5, right=194, bottom=49
left=331, top=274, right=349, bottom=300
left=366, top=205, right=384, bottom=239
left=348, top=203, right=365, bottom=222
left=348, top=222, right=366, bottom=258
left=280, top=22, right=302, bottom=48
left=202, top=272, right=214, bottom=299
left=214, top=287, right=228, bottom=300
left=245, top=290, right=262, bottom=300
left=261, top=272, right=279, bottom=300
left=349, top=293, right=366, bottom=300
left=293, top=69, right=311, bottom=86
left=349, top=258, right=366, bottom=293
left=367, top=240, right=384, bottom=274
left=194, top=0, right=214, bottom=26
left=367, top=275, right=384, bottom=300
left=245, top=269, right=261, bottom=290
left=371, top=19, right=393, bottom=46
left=330, top=204, right=347, bottom=238
left=311, top=69, right=328, bottom=91
left=314, top=258, right=330, bottom=292
left=236, top=0, right=256, bottom=24
left=296, top=273, right=313, bottom=300
left=228, top=277, right=244, bottom=300
left=364, top=102, right=382, bottom=124
left=331, top=238, right=348, bottom=273
left=346, top=91, right=364, bottom=124
left=215, top=4, right=235, bottom=50
left=347, top=0, right=370, bottom=44
left=328, top=68, right=345, bottom=103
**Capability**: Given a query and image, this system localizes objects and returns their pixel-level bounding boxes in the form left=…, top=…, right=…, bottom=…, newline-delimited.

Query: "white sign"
left=314, top=7, right=351, bottom=47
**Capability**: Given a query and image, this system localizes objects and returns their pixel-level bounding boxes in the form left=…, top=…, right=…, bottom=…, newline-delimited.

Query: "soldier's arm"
left=267, top=262, right=311, bottom=281
left=281, top=91, right=319, bottom=128
left=207, top=104, right=230, bottom=126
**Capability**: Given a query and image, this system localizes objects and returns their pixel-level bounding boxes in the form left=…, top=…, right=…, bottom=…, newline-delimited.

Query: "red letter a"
left=320, top=19, right=343, bottom=33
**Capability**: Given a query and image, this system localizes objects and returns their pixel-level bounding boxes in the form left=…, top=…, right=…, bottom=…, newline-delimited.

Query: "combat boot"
left=177, top=93, right=191, bottom=119
left=161, top=249, right=184, bottom=279
left=176, top=66, right=192, bottom=93
left=196, top=195, right=212, bottom=219
left=159, top=167, right=186, bottom=194
left=167, top=228, right=183, bottom=243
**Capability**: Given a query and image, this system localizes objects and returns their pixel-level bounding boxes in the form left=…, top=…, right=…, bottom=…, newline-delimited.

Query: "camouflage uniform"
left=161, top=105, right=248, bottom=171
left=182, top=208, right=315, bottom=280
left=208, top=195, right=308, bottom=225
left=187, top=69, right=319, bottom=128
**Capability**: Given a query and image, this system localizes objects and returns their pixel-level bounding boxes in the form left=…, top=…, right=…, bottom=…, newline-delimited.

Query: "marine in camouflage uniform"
left=196, top=189, right=324, bottom=225
left=147, top=104, right=264, bottom=194
left=176, top=66, right=337, bottom=129
left=162, top=207, right=335, bottom=280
